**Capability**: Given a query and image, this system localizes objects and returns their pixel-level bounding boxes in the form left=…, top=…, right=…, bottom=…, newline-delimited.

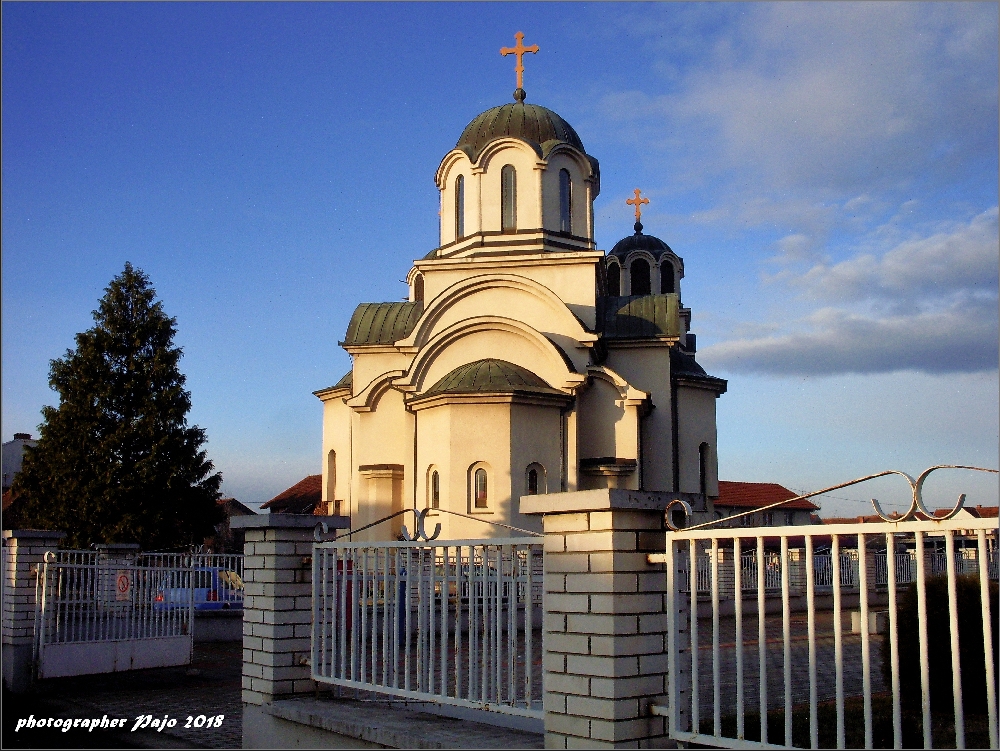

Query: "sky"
left=3, top=2, right=997, bottom=516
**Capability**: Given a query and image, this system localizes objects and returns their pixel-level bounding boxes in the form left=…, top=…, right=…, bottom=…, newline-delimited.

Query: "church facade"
left=315, top=81, right=727, bottom=541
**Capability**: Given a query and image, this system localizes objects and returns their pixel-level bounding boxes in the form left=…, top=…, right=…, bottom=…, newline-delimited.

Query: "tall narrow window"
left=455, top=175, right=465, bottom=239
left=501, top=165, right=517, bottom=231
left=660, top=262, right=675, bottom=293
left=431, top=470, right=440, bottom=509
left=527, top=468, right=538, bottom=495
left=474, top=468, right=488, bottom=508
left=413, top=274, right=424, bottom=303
left=630, top=258, right=651, bottom=295
left=326, top=450, right=336, bottom=515
left=559, top=169, right=572, bottom=234
left=699, top=442, right=709, bottom=496
left=607, top=261, right=621, bottom=296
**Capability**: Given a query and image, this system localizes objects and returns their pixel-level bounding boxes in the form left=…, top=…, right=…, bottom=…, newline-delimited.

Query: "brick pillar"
left=2, top=529, right=65, bottom=692
left=523, top=489, right=688, bottom=750
left=232, top=513, right=349, bottom=708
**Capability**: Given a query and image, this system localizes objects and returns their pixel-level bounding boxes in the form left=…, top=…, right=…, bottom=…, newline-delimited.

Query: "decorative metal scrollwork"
left=400, top=508, right=442, bottom=542
left=664, top=499, right=693, bottom=532
left=868, top=464, right=998, bottom=522
left=313, top=521, right=331, bottom=543
left=686, top=463, right=998, bottom=533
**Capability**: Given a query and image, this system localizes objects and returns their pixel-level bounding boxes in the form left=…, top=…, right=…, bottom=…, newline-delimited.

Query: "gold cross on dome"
left=500, top=32, right=539, bottom=91
left=626, top=189, right=649, bottom=222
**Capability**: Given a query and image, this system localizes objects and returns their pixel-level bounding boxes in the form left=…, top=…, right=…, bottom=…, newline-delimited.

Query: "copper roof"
left=609, top=223, right=674, bottom=259
left=457, top=102, right=587, bottom=163
left=342, top=302, right=422, bottom=347
left=716, top=481, right=820, bottom=511
left=261, top=475, right=322, bottom=514
left=597, top=294, right=681, bottom=340
left=423, top=359, right=561, bottom=397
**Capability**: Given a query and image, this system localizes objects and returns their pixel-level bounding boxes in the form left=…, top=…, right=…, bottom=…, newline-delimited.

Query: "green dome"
left=424, top=359, right=558, bottom=396
left=457, top=102, right=587, bottom=163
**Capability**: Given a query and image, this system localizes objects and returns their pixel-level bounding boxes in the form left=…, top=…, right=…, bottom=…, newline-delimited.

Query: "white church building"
left=315, top=47, right=727, bottom=541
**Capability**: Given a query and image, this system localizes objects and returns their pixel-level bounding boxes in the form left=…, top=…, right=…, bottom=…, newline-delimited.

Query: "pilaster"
left=232, top=514, right=348, bottom=706
left=2, top=529, right=66, bottom=692
left=523, top=489, right=689, bottom=749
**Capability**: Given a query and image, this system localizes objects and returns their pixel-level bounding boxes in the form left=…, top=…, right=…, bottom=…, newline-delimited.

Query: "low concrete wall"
left=193, top=609, right=243, bottom=642
left=243, top=697, right=544, bottom=749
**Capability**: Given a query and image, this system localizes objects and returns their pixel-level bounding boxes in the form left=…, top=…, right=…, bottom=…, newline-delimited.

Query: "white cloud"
left=699, top=298, right=998, bottom=376
left=791, top=207, right=999, bottom=305
left=701, top=208, right=999, bottom=376
left=600, top=3, right=997, bottom=196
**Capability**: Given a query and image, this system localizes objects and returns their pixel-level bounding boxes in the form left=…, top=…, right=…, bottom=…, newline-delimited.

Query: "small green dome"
left=425, top=359, right=557, bottom=396
left=457, top=102, right=587, bottom=163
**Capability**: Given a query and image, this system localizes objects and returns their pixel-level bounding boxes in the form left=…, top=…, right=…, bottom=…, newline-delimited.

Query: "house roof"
left=821, top=504, right=998, bottom=524
left=218, top=497, right=256, bottom=517
left=716, top=481, right=820, bottom=511
left=261, top=475, right=322, bottom=514
left=342, top=302, right=422, bottom=347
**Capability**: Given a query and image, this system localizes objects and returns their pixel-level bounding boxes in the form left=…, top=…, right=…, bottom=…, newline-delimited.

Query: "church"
left=314, top=35, right=727, bottom=541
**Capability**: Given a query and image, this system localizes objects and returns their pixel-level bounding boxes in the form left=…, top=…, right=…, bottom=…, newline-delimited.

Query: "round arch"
left=396, top=316, right=584, bottom=394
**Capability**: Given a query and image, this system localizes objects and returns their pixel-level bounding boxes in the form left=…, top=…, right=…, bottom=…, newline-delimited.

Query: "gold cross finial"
left=501, top=32, right=539, bottom=92
left=626, top=189, right=649, bottom=222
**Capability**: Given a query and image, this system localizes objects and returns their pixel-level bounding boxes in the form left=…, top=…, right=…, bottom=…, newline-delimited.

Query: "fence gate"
left=35, top=550, right=194, bottom=679
left=650, top=464, right=999, bottom=750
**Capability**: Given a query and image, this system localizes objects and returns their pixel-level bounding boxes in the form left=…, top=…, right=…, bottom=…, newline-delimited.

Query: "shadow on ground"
left=2, top=642, right=242, bottom=749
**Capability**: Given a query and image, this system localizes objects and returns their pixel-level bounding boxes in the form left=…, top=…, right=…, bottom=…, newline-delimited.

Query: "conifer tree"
left=11, top=263, right=224, bottom=549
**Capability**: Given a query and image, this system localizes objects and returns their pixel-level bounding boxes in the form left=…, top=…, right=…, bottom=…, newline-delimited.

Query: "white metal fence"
left=654, top=518, right=999, bottom=750
left=33, top=550, right=244, bottom=679
left=138, top=552, right=244, bottom=609
left=680, top=545, right=998, bottom=597
left=311, top=538, right=544, bottom=719
left=35, top=550, right=194, bottom=678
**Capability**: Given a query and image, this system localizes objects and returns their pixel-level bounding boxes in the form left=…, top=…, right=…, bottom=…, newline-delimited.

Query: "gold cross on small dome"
left=501, top=32, right=539, bottom=92
left=626, top=189, right=649, bottom=222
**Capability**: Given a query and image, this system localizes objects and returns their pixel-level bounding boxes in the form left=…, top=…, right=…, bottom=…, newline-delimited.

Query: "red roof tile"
left=970, top=505, right=999, bottom=519
left=262, top=475, right=322, bottom=514
left=716, top=481, right=820, bottom=511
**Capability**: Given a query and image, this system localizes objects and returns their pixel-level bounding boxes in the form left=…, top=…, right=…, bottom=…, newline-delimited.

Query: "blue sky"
left=3, top=2, right=997, bottom=515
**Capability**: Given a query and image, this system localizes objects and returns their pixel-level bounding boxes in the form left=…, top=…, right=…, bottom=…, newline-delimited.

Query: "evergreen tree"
left=11, top=263, right=224, bottom=549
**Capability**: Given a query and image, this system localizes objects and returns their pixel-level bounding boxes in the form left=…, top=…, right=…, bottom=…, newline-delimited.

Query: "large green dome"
left=456, top=101, right=587, bottom=163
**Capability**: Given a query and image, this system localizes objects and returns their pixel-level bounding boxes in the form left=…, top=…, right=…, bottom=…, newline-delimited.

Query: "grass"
left=698, top=693, right=994, bottom=749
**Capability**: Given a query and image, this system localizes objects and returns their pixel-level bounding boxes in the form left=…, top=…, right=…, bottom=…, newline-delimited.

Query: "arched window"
left=559, top=169, right=572, bottom=234
left=413, top=273, right=424, bottom=303
left=474, top=468, right=488, bottom=508
left=455, top=175, right=465, bottom=239
left=630, top=258, right=651, bottom=295
left=660, top=262, right=675, bottom=293
left=431, top=470, right=440, bottom=509
left=607, top=261, right=621, bottom=296
left=699, top=442, right=710, bottom=496
left=501, top=165, right=517, bottom=231
left=525, top=463, right=546, bottom=496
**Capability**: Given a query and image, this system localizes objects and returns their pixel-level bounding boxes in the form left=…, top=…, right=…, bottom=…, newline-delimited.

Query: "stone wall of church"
left=676, top=385, right=719, bottom=497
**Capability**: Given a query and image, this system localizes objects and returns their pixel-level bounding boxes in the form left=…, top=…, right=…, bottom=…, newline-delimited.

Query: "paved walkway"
left=3, top=642, right=242, bottom=749
left=691, top=610, right=885, bottom=716
left=3, top=612, right=887, bottom=748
